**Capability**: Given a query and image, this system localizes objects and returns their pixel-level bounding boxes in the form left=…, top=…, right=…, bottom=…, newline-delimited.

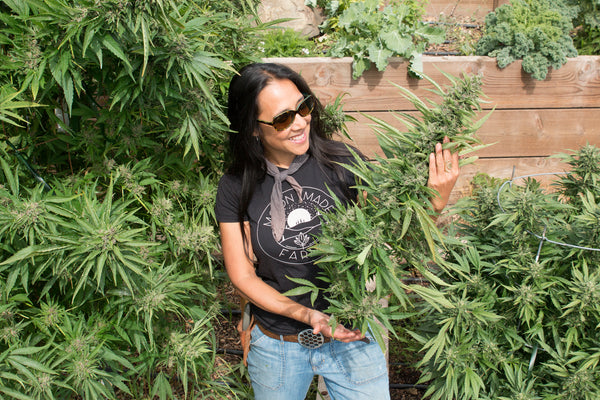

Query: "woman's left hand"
left=427, top=136, right=460, bottom=213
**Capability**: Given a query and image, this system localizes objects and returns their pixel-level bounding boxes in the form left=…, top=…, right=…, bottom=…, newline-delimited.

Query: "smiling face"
left=255, top=78, right=311, bottom=168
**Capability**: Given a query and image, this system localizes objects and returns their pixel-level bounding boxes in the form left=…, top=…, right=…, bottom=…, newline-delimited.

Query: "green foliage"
left=552, top=144, right=600, bottom=208
left=320, top=92, right=357, bottom=140
left=573, top=25, right=600, bottom=55
left=0, top=86, right=41, bottom=127
left=0, top=142, right=245, bottom=397
left=567, top=0, right=600, bottom=54
left=476, top=0, right=578, bottom=80
left=310, top=0, right=426, bottom=33
left=320, top=0, right=444, bottom=79
left=414, top=144, right=600, bottom=399
left=0, top=0, right=264, bottom=173
left=257, top=28, right=320, bottom=57
left=566, top=0, right=600, bottom=30
left=306, top=72, right=488, bottom=349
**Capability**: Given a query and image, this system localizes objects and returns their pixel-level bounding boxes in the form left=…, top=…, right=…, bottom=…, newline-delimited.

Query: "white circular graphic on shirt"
left=257, top=186, right=337, bottom=265
left=288, top=208, right=311, bottom=227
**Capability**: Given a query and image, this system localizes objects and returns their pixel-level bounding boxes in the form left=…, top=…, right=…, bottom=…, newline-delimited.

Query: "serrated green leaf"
left=102, top=34, right=133, bottom=72
left=9, top=355, right=55, bottom=374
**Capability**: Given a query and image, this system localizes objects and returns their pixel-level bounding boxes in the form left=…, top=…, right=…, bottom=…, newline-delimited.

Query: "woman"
left=215, top=63, right=459, bottom=399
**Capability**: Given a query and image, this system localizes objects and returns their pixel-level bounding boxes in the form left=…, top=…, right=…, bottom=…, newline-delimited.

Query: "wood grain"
left=267, top=56, right=600, bottom=111
left=266, top=56, right=600, bottom=202
left=424, top=0, right=506, bottom=18
left=342, top=109, right=600, bottom=158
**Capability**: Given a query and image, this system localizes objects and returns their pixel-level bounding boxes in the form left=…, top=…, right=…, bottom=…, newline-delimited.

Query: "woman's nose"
left=291, top=112, right=308, bottom=130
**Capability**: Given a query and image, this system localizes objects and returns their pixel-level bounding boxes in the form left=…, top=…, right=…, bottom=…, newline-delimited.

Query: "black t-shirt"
left=215, top=155, right=357, bottom=335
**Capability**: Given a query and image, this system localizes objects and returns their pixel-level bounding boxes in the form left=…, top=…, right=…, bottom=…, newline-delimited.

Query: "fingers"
left=435, top=141, right=445, bottom=174
left=310, top=313, right=366, bottom=343
left=329, top=326, right=365, bottom=343
left=442, top=137, right=452, bottom=170
left=430, top=136, right=459, bottom=175
left=451, top=148, right=459, bottom=174
left=429, top=150, right=437, bottom=177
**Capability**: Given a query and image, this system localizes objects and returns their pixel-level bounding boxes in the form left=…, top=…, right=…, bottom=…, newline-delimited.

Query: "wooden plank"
left=268, top=56, right=600, bottom=111
left=341, top=108, right=600, bottom=158
left=450, top=156, right=571, bottom=203
left=425, top=0, right=495, bottom=18
left=392, top=0, right=508, bottom=18
left=263, top=56, right=599, bottom=203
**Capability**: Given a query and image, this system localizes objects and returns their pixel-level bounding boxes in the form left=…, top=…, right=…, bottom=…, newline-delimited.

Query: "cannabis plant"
left=0, top=0, right=264, bottom=174
left=0, top=146, right=244, bottom=398
left=414, top=145, right=600, bottom=399
left=0, top=85, right=41, bottom=127
left=296, top=72, right=490, bottom=349
left=320, top=92, right=357, bottom=140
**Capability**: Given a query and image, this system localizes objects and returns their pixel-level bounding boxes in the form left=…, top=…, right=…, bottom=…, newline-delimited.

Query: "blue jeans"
left=247, top=325, right=390, bottom=400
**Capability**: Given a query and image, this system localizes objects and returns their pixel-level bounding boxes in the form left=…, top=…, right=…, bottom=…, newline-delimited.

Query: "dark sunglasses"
left=257, top=95, right=315, bottom=131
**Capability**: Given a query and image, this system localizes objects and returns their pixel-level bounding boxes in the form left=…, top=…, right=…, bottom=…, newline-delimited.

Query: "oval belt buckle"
left=298, top=329, right=325, bottom=349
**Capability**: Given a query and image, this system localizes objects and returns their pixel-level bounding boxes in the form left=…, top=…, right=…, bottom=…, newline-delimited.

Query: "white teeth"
left=289, top=132, right=306, bottom=143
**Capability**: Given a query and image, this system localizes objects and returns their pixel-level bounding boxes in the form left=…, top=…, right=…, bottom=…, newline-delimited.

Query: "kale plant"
left=476, top=0, right=578, bottom=80
left=323, top=0, right=444, bottom=79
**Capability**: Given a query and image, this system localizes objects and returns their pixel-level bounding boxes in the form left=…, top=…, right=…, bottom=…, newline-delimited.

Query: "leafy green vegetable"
left=476, top=0, right=578, bottom=80
left=325, top=0, right=445, bottom=79
left=257, top=28, right=319, bottom=57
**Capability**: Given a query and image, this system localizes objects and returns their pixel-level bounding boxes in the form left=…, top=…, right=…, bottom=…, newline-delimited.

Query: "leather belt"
left=257, top=322, right=330, bottom=349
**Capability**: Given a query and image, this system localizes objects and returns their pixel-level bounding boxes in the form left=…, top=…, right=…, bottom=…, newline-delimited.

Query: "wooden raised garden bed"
left=424, top=0, right=508, bottom=18
left=267, top=55, right=600, bottom=203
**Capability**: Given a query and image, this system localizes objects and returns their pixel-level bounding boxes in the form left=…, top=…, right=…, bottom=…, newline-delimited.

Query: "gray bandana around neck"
left=265, top=153, right=309, bottom=242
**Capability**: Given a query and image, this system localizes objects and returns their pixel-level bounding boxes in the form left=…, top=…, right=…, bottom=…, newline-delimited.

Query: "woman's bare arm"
left=219, top=221, right=364, bottom=341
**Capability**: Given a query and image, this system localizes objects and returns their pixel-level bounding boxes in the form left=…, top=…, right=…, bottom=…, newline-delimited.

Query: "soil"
left=423, top=16, right=484, bottom=56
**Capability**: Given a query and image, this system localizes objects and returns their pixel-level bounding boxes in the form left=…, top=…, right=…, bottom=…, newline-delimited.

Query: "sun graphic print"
left=256, top=186, right=337, bottom=265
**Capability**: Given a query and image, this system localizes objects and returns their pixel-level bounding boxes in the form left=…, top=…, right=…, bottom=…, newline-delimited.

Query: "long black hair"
left=226, top=63, right=361, bottom=239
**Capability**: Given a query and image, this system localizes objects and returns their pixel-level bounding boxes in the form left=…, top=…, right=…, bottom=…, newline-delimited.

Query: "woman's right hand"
left=220, top=221, right=367, bottom=342
left=308, top=309, right=366, bottom=343
left=220, top=222, right=340, bottom=333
